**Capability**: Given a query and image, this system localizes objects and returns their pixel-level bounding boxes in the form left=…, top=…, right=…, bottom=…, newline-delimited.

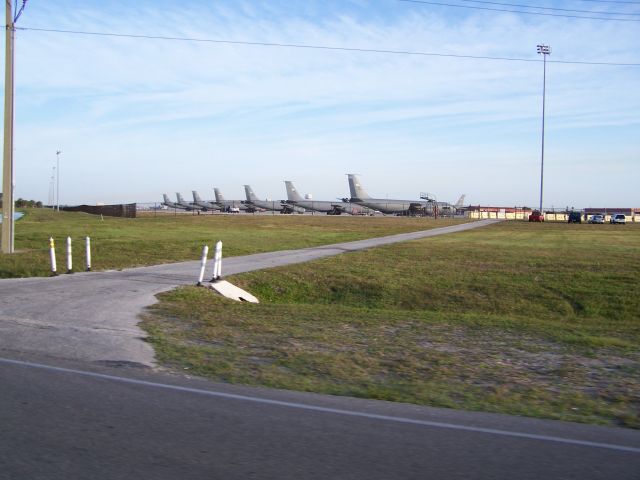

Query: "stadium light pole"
left=537, top=44, right=551, bottom=214
left=56, top=150, right=61, bottom=211
left=48, top=165, right=55, bottom=206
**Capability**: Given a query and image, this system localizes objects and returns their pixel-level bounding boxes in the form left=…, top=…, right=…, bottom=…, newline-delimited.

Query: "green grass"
left=0, top=208, right=464, bottom=278
left=142, top=221, right=640, bottom=428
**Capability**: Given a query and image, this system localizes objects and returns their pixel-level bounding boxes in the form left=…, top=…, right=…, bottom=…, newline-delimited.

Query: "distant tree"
left=14, top=198, right=42, bottom=208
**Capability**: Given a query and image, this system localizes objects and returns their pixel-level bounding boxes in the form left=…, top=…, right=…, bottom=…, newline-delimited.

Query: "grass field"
left=0, top=208, right=464, bottom=278
left=141, top=221, right=640, bottom=428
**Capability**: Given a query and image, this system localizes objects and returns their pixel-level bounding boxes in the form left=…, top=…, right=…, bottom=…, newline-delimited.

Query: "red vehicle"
left=528, top=210, right=544, bottom=222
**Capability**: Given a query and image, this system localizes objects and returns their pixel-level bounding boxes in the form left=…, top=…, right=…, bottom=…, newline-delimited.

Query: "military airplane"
left=284, top=180, right=371, bottom=215
left=438, top=194, right=466, bottom=216
left=162, top=194, right=185, bottom=210
left=213, top=188, right=249, bottom=212
left=175, top=192, right=203, bottom=211
left=192, top=191, right=222, bottom=212
left=417, top=192, right=467, bottom=216
left=335, top=200, right=376, bottom=216
left=243, top=185, right=304, bottom=214
left=346, top=174, right=434, bottom=215
left=162, top=193, right=201, bottom=211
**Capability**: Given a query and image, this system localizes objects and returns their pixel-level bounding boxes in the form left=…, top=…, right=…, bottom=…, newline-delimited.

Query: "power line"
left=452, top=0, right=640, bottom=16
left=16, top=26, right=640, bottom=67
left=13, top=0, right=28, bottom=23
left=396, top=0, right=640, bottom=21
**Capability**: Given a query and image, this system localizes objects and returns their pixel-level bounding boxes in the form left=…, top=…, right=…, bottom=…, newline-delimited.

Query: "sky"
left=3, top=0, right=639, bottom=208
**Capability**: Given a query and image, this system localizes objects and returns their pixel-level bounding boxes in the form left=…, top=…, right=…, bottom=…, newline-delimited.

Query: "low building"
left=464, top=206, right=533, bottom=220
left=465, top=206, right=639, bottom=221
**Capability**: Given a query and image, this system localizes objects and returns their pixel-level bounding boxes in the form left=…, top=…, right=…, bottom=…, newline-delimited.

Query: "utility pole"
left=2, top=1, right=27, bottom=254
left=537, top=44, right=551, bottom=214
left=2, top=1, right=15, bottom=253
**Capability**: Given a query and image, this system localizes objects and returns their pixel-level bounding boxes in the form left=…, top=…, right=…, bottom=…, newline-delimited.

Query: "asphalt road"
left=1, top=356, right=639, bottom=480
left=0, top=219, right=499, bottom=366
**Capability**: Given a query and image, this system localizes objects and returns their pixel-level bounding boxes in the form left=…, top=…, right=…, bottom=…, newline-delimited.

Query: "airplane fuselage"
left=243, top=199, right=283, bottom=212
left=162, top=201, right=184, bottom=210
left=351, top=198, right=433, bottom=215
left=178, top=202, right=202, bottom=211
left=284, top=200, right=336, bottom=213
left=217, top=200, right=249, bottom=211
left=285, top=200, right=373, bottom=215
left=192, top=200, right=220, bottom=211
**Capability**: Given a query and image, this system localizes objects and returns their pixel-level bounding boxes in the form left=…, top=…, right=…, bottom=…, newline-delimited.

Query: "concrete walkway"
left=0, top=219, right=499, bottom=367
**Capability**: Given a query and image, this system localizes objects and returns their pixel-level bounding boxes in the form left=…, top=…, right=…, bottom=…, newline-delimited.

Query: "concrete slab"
left=208, top=280, right=259, bottom=303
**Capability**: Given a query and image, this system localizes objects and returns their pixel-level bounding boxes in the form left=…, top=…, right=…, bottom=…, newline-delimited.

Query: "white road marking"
left=2, top=356, right=639, bottom=454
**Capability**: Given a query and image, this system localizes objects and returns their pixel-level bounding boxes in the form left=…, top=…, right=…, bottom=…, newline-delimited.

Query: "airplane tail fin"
left=455, top=194, right=466, bottom=207
left=163, top=194, right=171, bottom=204
left=214, top=188, right=224, bottom=203
left=347, top=174, right=370, bottom=200
left=244, top=185, right=258, bottom=201
left=192, top=190, right=203, bottom=203
left=176, top=192, right=185, bottom=204
left=284, top=181, right=304, bottom=202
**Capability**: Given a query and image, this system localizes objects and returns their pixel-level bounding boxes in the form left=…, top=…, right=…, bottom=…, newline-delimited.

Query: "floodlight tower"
left=537, top=44, right=551, bottom=214
left=56, top=150, right=61, bottom=211
left=48, top=166, right=55, bottom=206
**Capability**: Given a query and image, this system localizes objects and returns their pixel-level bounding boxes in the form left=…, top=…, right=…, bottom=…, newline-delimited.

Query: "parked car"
left=567, top=211, right=582, bottom=223
left=588, top=214, right=604, bottom=224
left=610, top=214, right=626, bottom=224
left=528, top=210, right=544, bottom=222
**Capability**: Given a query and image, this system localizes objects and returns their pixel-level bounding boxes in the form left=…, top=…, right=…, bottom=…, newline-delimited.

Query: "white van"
left=610, top=214, right=626, bottom=224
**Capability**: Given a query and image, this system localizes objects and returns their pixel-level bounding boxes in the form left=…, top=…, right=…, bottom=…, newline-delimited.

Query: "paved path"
left=0, top=219, right=499, bottom=366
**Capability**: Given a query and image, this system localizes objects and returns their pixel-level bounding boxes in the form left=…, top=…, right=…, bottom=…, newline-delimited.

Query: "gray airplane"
left=418, top=192, right=466, bottom=216
left=162, top=193, right=200, bottom=211
left=176, top=192, right=203, bottom=211
left=162, top=193, right=185, bottom=210
left=213, top=188, right=249, bottom=212
left=192, top=191, right=222, bottom=211
left=335, top=200, right=376, bottom=216
left=438, top=194, right=466, bottom=216
left=284, top=180, right=370, bottom=215
left=243, top=185, right=304, bottom=213
left=347, top=174, right=434, bottom=215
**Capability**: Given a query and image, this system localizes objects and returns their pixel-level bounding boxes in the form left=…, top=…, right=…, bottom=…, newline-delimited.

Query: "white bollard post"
left=197, top=245, right=209, bottom=285
left=49, top=237, right=57, bottom=276
left=211, top=244, right=219, bottom=280
left=216, top=241, right=223, bottom=279
left=66, top=236, right=73, bottom=273
left=85, top=236, right=92, bottom=271
left=211, top=240, right=222, bottom=281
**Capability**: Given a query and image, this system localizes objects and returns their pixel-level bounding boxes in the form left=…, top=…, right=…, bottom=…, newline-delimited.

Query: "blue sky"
left=5, top=0, right=639, bottom=207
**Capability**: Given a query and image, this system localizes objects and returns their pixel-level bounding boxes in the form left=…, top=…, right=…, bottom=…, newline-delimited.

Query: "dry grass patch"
left=142, top=222, right=640, bottom=428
